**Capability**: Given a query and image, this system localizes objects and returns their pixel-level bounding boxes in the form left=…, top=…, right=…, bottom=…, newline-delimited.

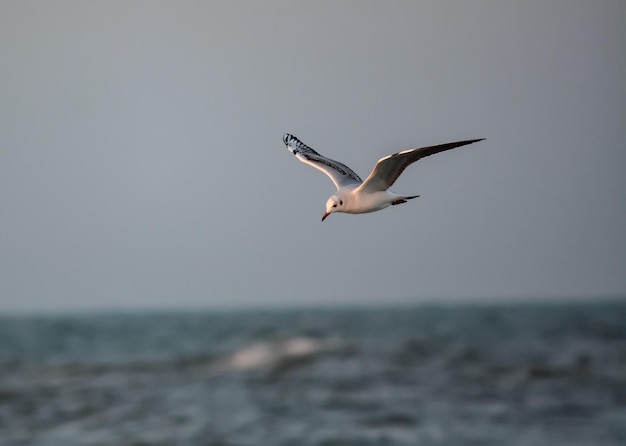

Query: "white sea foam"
left=213, top=337, right=347, bottom=373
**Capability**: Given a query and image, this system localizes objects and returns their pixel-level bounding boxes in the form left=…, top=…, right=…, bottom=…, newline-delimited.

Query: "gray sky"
left=1, top=1, right=624, bottom=313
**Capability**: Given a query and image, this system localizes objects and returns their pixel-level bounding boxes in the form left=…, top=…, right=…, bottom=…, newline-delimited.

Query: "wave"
left=2, top=336, right=354, bottom=384
left=210, top=336, right=351, bottom=375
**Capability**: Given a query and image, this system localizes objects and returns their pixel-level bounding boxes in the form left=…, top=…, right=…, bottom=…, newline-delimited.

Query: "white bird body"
left=283, top=133, right=484, bottom=221
left=333, top=187, right=399, bottom=214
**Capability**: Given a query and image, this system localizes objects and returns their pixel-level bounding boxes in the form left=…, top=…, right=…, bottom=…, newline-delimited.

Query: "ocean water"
left=1, top=301, right=625, bottom=446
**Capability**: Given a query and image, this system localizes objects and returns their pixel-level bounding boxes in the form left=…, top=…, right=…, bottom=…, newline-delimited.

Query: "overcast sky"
left=1, top=1, right=624, bottom=313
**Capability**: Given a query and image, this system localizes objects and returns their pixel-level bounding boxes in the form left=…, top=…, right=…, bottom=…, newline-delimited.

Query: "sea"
left=0, top=300, right=625, bottom=446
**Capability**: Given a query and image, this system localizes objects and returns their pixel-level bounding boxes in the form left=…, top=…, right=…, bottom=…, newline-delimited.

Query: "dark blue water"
left=1, top=300, right=625, bottom=445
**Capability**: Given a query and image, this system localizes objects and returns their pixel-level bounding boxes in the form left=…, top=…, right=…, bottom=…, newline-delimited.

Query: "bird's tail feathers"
left=391, top=195, right=420, bottom=206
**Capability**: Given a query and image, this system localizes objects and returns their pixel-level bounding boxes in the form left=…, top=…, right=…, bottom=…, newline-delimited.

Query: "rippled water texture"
left=1, top=301, right=625, bottom=445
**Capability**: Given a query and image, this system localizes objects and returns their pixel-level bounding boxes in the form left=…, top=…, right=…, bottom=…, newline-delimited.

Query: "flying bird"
left=283, top=133, right=484, bottom=221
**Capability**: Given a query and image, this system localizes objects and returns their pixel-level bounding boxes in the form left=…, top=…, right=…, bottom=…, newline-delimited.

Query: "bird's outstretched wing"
left=283, top=133, right=362, bottom=189
left=357, top=139, right=485, bottom=193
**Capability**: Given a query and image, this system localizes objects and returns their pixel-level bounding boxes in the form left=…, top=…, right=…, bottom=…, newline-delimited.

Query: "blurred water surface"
left=1, top=300, right=625, bottom=445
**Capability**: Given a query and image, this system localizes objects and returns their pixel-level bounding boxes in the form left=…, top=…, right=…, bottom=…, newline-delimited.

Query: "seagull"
left=283, top=133, right=484, bottom=221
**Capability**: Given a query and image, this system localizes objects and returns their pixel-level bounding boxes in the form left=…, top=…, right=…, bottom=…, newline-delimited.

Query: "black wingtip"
left=456, top=138, right=486, bottom=148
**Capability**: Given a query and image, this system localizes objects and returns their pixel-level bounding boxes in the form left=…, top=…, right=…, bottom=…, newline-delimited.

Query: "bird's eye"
left=339, top=200, right=343, bottom=205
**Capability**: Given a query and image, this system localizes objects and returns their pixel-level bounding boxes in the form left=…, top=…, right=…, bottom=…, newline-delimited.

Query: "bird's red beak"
left=321, top=212, right=330, bottom=222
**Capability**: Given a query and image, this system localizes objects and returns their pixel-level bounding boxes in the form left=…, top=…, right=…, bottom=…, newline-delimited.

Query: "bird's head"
left=322, top=195, right=345, bottom=222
